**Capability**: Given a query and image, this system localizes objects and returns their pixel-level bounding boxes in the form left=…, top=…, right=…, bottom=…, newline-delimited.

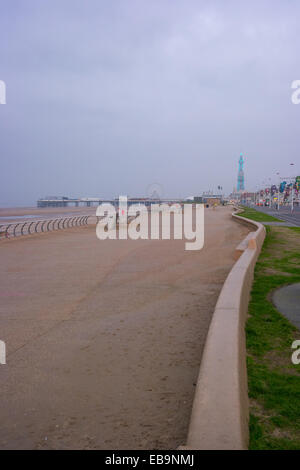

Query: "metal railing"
left=0, top=215, right=91, bottom=239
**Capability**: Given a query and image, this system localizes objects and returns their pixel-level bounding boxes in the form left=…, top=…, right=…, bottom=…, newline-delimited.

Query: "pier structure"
left=37, top=196, right=183, bottom=208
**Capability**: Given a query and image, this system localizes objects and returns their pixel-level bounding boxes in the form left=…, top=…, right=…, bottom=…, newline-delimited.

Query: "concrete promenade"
left=0, top=207, right=249, bottom=449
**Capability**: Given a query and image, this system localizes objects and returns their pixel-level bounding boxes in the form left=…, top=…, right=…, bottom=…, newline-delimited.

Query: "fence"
left=0, top=215, right=91, bottom=239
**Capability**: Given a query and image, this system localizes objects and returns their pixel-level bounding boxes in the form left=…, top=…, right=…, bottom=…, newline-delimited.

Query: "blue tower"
left=237, top=153, right=245, bottom=191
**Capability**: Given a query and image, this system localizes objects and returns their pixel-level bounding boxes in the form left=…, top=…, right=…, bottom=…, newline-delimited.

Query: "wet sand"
left=0, top=206, right=249, bottom=449
left=0, top=206, right=96, bottom=223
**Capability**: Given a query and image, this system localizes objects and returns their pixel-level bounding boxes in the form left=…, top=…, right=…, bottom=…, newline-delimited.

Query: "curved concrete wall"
left=182, top=211, right=266, bottom=450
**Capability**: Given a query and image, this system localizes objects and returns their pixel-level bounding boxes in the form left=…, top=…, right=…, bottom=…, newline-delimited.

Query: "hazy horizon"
left=1, top=0, right=300, bottom=207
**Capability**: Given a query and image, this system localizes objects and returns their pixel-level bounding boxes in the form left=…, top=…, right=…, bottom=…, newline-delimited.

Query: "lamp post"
left=268, top=177, right=272, bottom=208
left=276, top=172, right=280, bottom=211
left=290, top=163, right=295, bottom=213
left=256, top=185, right=260, bottom=206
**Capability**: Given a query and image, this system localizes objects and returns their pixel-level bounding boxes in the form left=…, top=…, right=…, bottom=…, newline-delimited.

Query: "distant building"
left=190, top=194, right=223, bottom=205
left=204, top=196, right=222, bottom=206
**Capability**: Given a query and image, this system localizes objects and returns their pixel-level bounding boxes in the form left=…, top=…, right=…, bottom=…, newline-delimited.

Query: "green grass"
left=238, top=210, right=300, bottom=449
left=239, top=206, right=282, bottom=222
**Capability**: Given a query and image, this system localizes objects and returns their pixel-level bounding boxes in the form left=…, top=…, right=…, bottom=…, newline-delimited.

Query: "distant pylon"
left=237, top=153, right=245, bottom=191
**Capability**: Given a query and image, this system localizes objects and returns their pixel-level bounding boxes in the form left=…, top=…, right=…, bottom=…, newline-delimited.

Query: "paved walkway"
left=272, top=283, right=300, bottom=329
left=247, top=205, right=300, bottom=227
left=262, top=222, right=298, bottom=227
left=0, top=207, right=249, bottom=449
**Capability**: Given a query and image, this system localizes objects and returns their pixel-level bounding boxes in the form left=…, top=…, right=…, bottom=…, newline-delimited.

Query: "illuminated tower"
left=237, top=153, right=245, bottom=191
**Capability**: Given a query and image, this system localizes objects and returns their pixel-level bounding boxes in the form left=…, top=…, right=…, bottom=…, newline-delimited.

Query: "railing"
left=0, top=215, right=91, bottom=239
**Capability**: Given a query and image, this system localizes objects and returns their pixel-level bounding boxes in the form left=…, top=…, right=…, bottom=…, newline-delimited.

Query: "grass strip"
left=239, top=206, right=282, bottom=223
left=239, top=207, right=300, bottom=449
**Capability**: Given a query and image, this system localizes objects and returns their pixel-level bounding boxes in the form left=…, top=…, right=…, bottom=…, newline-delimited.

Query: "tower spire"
left=237, top=153, right=245, bottom=191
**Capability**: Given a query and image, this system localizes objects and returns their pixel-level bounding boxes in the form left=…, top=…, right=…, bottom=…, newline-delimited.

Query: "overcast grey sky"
left=0, top=0, right=299, bottom=206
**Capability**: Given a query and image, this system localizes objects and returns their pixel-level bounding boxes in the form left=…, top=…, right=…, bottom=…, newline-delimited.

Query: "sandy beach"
left=0, top=206, right=249, bottom=449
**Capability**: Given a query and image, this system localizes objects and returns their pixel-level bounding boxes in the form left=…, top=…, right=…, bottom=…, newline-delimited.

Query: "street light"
left=290, top=163, right=295, bottom=213
left=268, top=177, right=272, bottom=208
left=276, top=172, right=280, bottom=211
